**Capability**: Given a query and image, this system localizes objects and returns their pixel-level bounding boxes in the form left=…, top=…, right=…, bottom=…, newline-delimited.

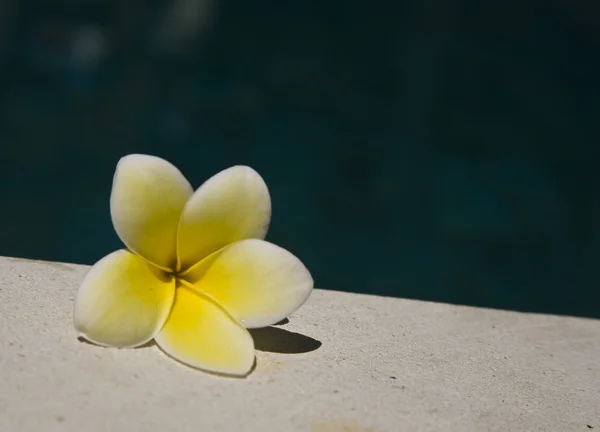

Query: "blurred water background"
left=0, top=0, right=598, bottom=318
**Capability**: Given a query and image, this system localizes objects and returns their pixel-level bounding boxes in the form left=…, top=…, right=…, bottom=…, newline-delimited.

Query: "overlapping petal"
left=73, top=249, right=176, bottom=348
left=154, top=284, right=255, bottom=375
left=176, top=166, right=271, bottom=271
left=110, top=154, right=193, bottom=270
left=183, top=239, right=313, bottom=329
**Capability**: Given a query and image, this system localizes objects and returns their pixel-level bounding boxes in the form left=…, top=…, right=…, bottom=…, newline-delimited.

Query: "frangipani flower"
left=73, top=154, right=314, bottom=376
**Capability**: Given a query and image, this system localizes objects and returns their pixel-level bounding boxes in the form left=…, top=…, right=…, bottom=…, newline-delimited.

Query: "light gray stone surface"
left=0, top=256, right=598, bottom=432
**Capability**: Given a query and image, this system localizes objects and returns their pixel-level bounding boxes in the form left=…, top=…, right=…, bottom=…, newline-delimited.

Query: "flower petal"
left=154, top=285, right=255, bottom=376
left=176, top=166, right=271, bottom=271
left=183, top=239, right=314, bottom=329
left=73, top=249, right=175, bottom=348
left=110, top=154, right=193, bottom=270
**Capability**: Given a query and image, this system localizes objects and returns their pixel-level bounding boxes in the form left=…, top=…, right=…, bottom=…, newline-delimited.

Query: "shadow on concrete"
left=77, top=336, right=155, bottom=349
left=250, top=326, right=322, bottom=354
left=77, top=322, right=323, bottom=355
left=157, top=346, right=258, bottom=379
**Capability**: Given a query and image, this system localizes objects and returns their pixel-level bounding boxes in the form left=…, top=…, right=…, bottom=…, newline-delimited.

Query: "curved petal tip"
left=155, top=286, right=255, bottom=376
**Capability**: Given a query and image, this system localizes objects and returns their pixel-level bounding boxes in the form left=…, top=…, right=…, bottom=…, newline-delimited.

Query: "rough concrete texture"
left=0, top=256, right=598, bottom=432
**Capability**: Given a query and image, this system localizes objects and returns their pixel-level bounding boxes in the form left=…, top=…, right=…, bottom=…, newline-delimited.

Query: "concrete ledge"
left=1, top=256, right=599, bottom=432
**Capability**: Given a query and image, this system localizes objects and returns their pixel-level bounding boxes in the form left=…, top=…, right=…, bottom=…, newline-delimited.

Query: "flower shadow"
left=250, top=326, right=322, bottom=354
left=78, top=336, right=257, bottom=378
left=77, top=337, right=155, bottom=349
left=158, top=346, right=258, bottom=379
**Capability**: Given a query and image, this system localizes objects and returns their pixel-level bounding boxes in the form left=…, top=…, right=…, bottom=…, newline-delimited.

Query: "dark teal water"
left=1, top=0, right=598, bottom=318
